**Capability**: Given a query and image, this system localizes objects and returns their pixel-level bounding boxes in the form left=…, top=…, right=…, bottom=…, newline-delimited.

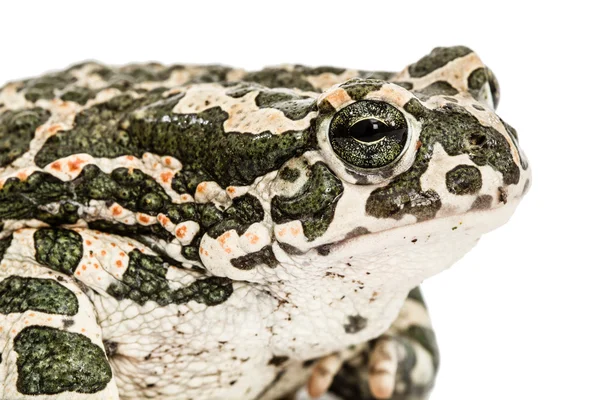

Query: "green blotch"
left=279, top=166, right=301, bottom=182
left=414, top=81, right=458, bottom=101
left=469, top=67, right=500, bottom=109
left=14, top=326, right=112, bottom=395
left=407, top=286, right=425, bottom=305
left=0, top=172, right=67, bottom=221
left=470, top=194, right=493, bottom=210
left=208, top=194, right=264, bottom=238
left=408, top=46, right=473, bottom=78
left=34, top=228, right=83, bottom=275
left=0, top=108, right=51, bottom=167
left=272, top=162, right=343, bottom=241
left=338, top=78, right=383, bottom=100
left=242, top=67, right=317, bottom=91
left=446, top=165, right=482, bottom=195
left=75, top=165, right=170, bottom=216
left=34, top=92, right=164, bottom=167
left=0, top=276, right=78, bottom=315
left=255, top=90, right=316, bottom=120
left=230, top=246, right=278, bottom=270
left=60, top=86, right=96, bottom=105
left=128, top=103, right=316, bottom=187
left=19, top=71, right=77, bottom=102
left=0, top=234, right=12, bottom=261
left=107, top=249, right=232, bottom=306
left=405, top=325, right=440, bottom=372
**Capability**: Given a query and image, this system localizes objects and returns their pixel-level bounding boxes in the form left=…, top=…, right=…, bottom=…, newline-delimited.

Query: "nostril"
left=468, top=132, right=487, bottom=147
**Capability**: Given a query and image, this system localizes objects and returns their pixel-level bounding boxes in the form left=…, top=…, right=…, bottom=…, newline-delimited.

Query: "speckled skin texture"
left=0, top=47, right=530, bottom=400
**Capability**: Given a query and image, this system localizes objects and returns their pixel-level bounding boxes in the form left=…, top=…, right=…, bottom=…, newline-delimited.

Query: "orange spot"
left=17, top=172, right=28, bottom=181
left=225, top=248, right=232, bottom=254
left=416, top=140, right=422, bottom=150
left=50, top=161, right=62, bottom=171
left=126, top=155, right=134, bottom=161
left=81, top=328, right=86, bottom=333
left=290, top=227, right=301, bottom=236
left=278, top=228, right=287, bottom=237
left=48, top=124, right=62, bottom=134
left=97, top=277, right=101, bottom=281
left=111, top=205, right=123, bottom=216
left=110, top=243, right=116, bottom=247
left=116, top=260, right=123, bottom=268
left=176, top=225, right=188, bottom=238
left=101, top=250, right=107, bottom=256
left=165, top=157, right=172, bottom=166
left=160, top=171, right=173, bottom=183
left=67, top=157, right=85, bottom=172
left=139, top=214, right=150, bottom=224
left=76, top=271, right=81, bottom=275
left=119, top=252, right=125, bottom=257
left=227, top=187, right=235, bottom=194
left=29, top=313, right=35, bottom=317
left=196, top=182, right=207, bottom=193
left=47, top=317, right=52, bottom=321
left=245, top=233, right=260, bottom=245
left=217, top=232, right=231, bottom=245
left=94, top=263, right=99, bottom=269
left=158, top=214, right=170, bottom=226
left=85, top=240, right=92, bottom=246
left=82, top=265, right=87, bottom=271
left=12, top=329, right=17, bottom=334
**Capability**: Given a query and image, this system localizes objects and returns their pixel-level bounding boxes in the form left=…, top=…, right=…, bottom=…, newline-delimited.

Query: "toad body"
left=0, top=46, right=530, bottom=400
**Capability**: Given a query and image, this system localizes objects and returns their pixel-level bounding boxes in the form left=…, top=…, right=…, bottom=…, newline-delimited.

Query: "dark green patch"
left=61, top=87, right=96, bottom=105
left=468, top=67, right=500, bottom=109
left=0, top=276, right=78, bottom=315
left=470, top=194, right=493, bottom=210
left=393, top=81, right=414, bottom=90
left=240, top=65, right=349, bottom=93
left=19, top=71, right=77, bottom=102
left=255, top=90, right=316, bottom=120
left=414, top=81, right=458, bottom=101
left=271, top=162, right=343, bottom=241
left=127, top=99, right=316, bottom=187
left=0, top=234, right=12, bottom=261
left=343, top=314, right=367, bottom=334
left=0, top=108, right=51, bottom=167
left=501, top=120, right=528, bottom=170
left=14, top=326, right=112, bottom=395
left=107, top=249, right=232, bottom=306
left=230, top=246, right=278, bottom=270
left=207, top=194, right=264, bottom=238
left=74, top=165, right=171, bottom=216
left=407, top=286, right=425, bottom=305
left=34, top=228, right=83, bottom=275
left=445, top=165, right=482, bottom=195
left=409, top=46, right=473, bottom=78
left=279, top=166, right=301, bottom=182
left=338, top=78, right=383, bottom=100
left=405, top=325, right=440, bottom=372
left=242, top=67, right=317, bottom=91
left=34, top=92, right=166, bottom=167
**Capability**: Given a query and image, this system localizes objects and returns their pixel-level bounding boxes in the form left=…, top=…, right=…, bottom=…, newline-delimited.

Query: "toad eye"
left=329, top=101, right=409, bottom=169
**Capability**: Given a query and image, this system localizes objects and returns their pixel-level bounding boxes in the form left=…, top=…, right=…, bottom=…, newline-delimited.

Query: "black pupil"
left=348, top=118, right=395, bottom=143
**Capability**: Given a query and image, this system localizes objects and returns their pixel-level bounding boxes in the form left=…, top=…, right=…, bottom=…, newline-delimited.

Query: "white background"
left=1, top=1, right=598, bottom=399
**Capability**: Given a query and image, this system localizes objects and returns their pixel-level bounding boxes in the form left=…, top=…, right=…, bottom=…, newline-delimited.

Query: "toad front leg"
left=0, top=234, right=119, bottom=399
left=307, top=287, right=439, bottom=400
